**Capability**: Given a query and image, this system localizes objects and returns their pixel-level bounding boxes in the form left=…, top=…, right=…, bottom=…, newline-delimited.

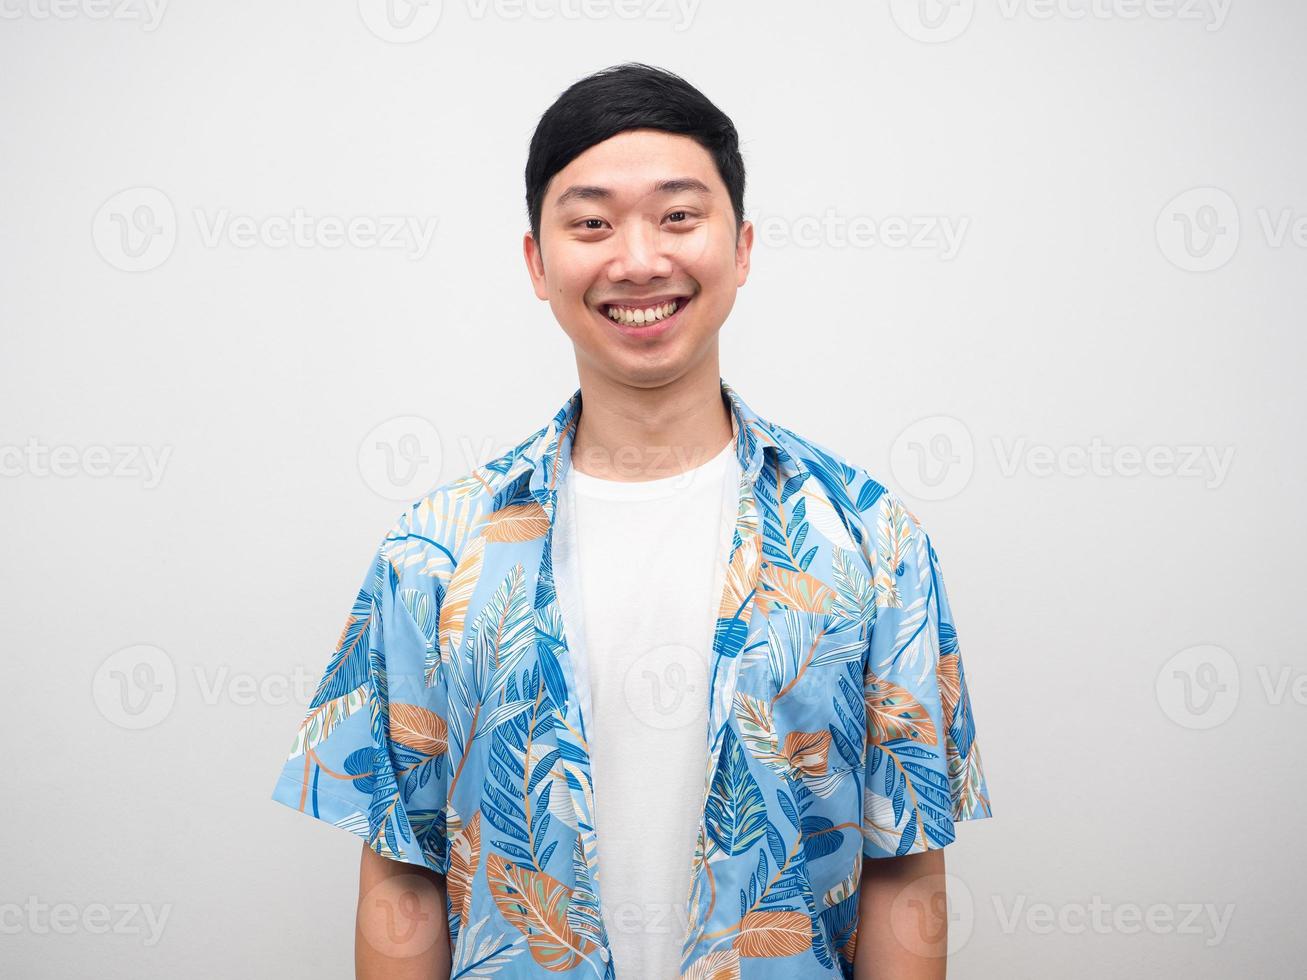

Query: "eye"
left=666, top=210, right=690, bottom=223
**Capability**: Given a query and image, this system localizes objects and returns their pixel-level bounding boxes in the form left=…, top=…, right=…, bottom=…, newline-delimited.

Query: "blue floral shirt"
left=271, top=377, right=993, bottom=978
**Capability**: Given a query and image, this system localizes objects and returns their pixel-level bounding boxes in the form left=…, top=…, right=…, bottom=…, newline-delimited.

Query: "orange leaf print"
left=949, top=737, right=991, bottom=819
left=482, top=503, right=549, bottom=543
left=485, top=853, right=596, bottom=972
left=936, top=652, right=961, bottom=728
left=718, top=531, right=761, bottom=621
left=842, top=922, right=858, bottom=964
left=781, top=730, right=831, bottom=777
left=758, top=565, right=837, bottom=616
left=864, top=672, right=938, bottom=745
left=682, top=948, right=742, bottom=979
left=438, top=533, right=485, bottom=667
left=733, top=909, right=812, bottom=958
left=388, top=703, right=448, bottom=758
left=447, top=811, right=481, bottom=931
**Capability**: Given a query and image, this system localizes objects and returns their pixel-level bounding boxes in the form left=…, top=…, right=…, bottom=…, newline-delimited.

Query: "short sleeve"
left=861, top=497, right=992, bottom=860
left=270, top=519, right=451, bottom=874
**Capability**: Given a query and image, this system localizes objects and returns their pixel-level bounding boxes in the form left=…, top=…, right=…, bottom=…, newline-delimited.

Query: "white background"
left=2, top=0, right=1304, bottom=976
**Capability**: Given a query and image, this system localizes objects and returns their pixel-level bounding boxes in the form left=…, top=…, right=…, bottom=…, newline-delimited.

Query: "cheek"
left=547, top=277, right=583, bottom=312
left=539, top=244, right=585, bottom=293
left=689, top=228, right=739, bottom=282
left=550, top=265, right=600, bottom=307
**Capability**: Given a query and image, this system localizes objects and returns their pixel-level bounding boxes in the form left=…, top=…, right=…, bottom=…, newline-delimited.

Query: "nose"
left=605, top=219, right=675, bottom=284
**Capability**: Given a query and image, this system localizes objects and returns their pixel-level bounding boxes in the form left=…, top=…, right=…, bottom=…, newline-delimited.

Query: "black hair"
left=524, top=63, right=746, bottom=244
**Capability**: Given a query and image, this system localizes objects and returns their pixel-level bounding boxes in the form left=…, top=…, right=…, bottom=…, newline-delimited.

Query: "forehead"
left=545, top=129, right=725, bottom=211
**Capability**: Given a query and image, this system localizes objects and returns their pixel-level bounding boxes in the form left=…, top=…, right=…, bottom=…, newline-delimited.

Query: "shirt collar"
left=515, top=376, right=793, bottom=509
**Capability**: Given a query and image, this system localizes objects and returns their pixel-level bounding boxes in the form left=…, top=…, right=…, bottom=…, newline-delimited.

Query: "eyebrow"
left=553, top=177, right=713, bottom=209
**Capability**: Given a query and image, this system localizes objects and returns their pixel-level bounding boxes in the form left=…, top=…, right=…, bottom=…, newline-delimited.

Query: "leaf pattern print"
left=272, top=378, right=991, bottom=979
left=486, top=853, right=599, bottom=973
left=863, top=674, right=937, bottom=745
left=873, top=496, right=912, bottom=610
left=388, top=702, right=448, bottom=758
left=756, top=564, right=836, bottom=616
left=705, top=726, right=770, bottom=857
left=448, top=810, right=481, bottom=936
left=438, top=531, right=485, bottom=673
left=734, top=910, right=811, bottom=958
left=780, top=730, right=832, bottom=778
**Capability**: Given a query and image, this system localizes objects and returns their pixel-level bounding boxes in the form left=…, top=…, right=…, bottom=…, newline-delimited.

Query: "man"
left=272, top=63, right=992, bottom=979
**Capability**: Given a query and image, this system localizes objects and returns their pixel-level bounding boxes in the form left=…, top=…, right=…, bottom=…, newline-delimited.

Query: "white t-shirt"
left=552, top=436, right=740, bottom=978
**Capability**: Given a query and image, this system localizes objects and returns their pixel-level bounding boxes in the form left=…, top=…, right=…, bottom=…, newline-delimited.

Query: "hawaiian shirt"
left=271, top=377, right=993, bottom=979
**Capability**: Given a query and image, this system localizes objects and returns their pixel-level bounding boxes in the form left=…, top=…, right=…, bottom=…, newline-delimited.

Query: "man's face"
left=524, top=128, right=753, bottom=387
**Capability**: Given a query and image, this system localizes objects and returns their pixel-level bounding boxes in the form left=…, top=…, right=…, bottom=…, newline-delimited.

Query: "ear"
left=734, top=218, right=755, bottom=288
left=523, top=231, right=550, bottom=301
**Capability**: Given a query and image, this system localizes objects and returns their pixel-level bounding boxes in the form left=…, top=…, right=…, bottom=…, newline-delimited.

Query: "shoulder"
left=769, top=421, right=934, bottom=558
left=369, top=421, right=548, bottom=597
left=768, top=423, right=935, bottom=538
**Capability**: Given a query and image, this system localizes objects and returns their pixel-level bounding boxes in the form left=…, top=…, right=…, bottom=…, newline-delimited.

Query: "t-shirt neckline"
left=567, top=437, right=736, bottom=502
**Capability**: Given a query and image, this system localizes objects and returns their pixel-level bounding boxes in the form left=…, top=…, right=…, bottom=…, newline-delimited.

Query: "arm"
left=853, top=849, right=948, bottom=980
left=355, top=843, right=453, bottom=980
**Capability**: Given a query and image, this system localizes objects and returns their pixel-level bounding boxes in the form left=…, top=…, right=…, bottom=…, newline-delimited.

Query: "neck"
left=569, top=362, right=734, bottom=482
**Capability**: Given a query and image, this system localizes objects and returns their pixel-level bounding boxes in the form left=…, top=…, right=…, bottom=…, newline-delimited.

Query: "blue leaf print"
left=705, top=725, right=768, bottom=855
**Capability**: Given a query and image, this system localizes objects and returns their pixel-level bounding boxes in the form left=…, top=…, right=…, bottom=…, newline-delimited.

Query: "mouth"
left=594, top=294, right=693, bottom=340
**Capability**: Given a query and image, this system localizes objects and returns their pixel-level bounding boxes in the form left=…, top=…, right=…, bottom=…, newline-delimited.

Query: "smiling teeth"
left=606, top=300, right=680, bottom=325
